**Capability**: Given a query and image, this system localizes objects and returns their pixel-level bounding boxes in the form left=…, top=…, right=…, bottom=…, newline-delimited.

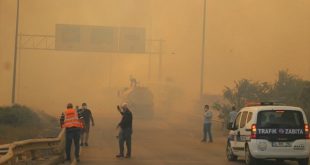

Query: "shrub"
left=0, top=105, right=60, bottom=142
left=0, top=105, right=41, bottom=127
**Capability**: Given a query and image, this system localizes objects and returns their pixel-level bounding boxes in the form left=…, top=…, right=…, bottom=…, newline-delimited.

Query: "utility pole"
left=148, top=41, right=152, bottom=80
left=200, top=0, right=207, bottom=99
left=158, top=39, right=163, bottom=81
left=12, top=0, right=20, bottom=105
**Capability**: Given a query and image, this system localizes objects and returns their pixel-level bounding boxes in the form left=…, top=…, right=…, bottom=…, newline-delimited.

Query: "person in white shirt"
left=201, top=104, right=213, bottom=142
left=228, top=106, right=238, bottom=128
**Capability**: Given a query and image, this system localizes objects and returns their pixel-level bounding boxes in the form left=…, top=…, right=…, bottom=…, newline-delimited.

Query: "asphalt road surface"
left=74, top=114, right=301, bottom=165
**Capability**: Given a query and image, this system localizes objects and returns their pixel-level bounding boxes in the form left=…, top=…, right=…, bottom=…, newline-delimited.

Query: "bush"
left=0, top=105, right=60, bottom=142
left=0, top=105, right=41, bottom=127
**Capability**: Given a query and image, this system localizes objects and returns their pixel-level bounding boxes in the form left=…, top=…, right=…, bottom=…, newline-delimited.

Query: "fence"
left=0, top=129, right=65, bottom=165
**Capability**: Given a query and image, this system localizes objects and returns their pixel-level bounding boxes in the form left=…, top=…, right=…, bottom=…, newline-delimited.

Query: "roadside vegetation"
left=0, top=105, right=60, bottom=144
left=213, top=70, right=310, bottom=121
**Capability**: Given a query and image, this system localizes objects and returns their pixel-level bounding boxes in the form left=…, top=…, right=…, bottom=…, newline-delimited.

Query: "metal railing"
left=0, top=129, right=65, bottom=165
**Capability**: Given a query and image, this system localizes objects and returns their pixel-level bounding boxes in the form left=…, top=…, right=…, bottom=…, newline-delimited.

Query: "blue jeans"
left=203, top=123, right=213, bottom=142
left=65, top=128, right=81, bottom=160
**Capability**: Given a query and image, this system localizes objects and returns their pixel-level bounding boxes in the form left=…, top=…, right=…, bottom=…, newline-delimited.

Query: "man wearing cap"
left=60, top=103, right=84, bottom=162
left=116, top=103, right=133, bottom=158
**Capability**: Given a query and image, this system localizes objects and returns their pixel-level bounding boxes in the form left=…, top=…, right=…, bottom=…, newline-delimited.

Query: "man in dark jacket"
left=116, top=103, right=133, bottom=158
left=80, top=103, right=95, bottom=147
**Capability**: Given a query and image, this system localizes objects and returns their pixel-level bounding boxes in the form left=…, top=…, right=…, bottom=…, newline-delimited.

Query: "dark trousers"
left=65, top=128, right=81, bottom=160
left=81, top=125, right=90, bottom=144
left=202, top=123, right=213, bottom=142
left=228, top=122, right=233, bottom=129
left=118, top=128, right=132, bottom=156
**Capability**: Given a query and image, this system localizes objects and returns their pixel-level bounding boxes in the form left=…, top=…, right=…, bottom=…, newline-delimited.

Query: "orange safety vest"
left=63, top=109, right=83, bottom=128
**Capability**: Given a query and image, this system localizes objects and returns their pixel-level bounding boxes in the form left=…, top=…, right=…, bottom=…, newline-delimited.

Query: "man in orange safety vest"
left=60, top=103, right=84, bottom=162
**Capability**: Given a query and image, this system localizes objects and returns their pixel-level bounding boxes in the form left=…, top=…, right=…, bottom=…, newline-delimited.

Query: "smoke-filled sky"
left=0, top=0, right=309, bottom=112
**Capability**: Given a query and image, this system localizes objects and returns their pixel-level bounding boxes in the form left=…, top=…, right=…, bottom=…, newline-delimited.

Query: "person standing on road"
left=80, top=102, right=95, bottom=147
left=218, top=109, right=227, bottom=135
left=201, top=104, right=213, bottom=143
left=129, top=75, right=137, bottom=87
left=60, top=103, right=84, bottom=162
left=116, top=103, right=133, bottom=158
left=228, top=106, right=238, bottom=128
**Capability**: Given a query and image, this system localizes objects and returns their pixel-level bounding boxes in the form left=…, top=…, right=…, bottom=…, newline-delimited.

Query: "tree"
left=272, top=70, right=305, bottom=105
left=299, top=81, right=310, bottom=119
left=223, top=79, right=272, bottom=108
left=221, top=70, right=310, bottom=119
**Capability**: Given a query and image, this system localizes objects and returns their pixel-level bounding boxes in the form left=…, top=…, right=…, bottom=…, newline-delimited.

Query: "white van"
left=226, top=103, right=310, bottom=165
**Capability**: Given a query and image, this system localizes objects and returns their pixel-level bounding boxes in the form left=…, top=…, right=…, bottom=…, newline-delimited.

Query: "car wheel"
left=226, top=142, right=237, bottom=161
left=245, top=145, right=257, bottom=165
left=298, top=158, right=309, bottom=165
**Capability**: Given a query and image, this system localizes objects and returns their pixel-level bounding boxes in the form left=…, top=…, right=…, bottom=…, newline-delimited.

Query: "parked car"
left=226, top=102, right=310, bottom=165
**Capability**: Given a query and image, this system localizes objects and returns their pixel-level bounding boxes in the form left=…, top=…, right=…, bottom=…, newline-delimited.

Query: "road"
left=74, top=113, right=300, bottom=165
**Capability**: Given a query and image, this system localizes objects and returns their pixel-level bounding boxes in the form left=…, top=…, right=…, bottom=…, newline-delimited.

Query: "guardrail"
left=0, top=129, right=65, bottom=165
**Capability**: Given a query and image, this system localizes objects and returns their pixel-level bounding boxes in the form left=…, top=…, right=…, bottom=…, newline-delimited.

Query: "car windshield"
left=257, top=110, right=304, bottom=128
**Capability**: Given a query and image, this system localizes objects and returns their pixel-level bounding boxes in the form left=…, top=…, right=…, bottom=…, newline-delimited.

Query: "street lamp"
left=200, top=0, right=207, bottom=99
left=12, top=0, right=20, bottom=104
